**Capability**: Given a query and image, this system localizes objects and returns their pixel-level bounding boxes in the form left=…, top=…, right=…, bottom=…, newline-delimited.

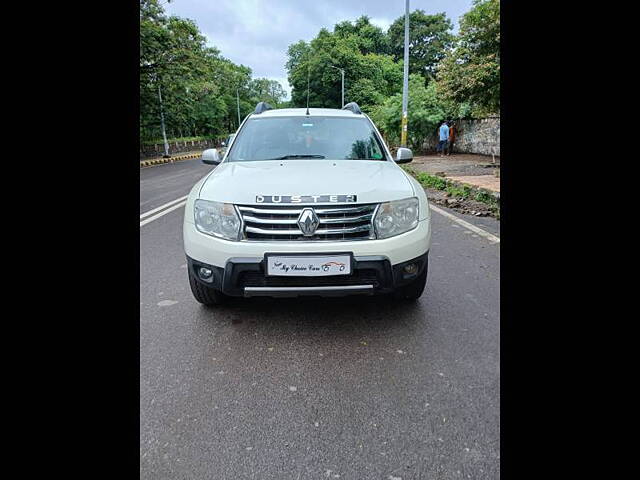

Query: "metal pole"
left=158, top=83, right=170, bottom=157
left=236, top=89, right=241, bottom=129
left=400, top=0, right=410, bottom=148
left=341, top=69, right=345, bottom=108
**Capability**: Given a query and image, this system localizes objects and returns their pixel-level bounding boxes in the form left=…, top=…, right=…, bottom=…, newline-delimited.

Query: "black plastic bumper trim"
left=186, top=251, right=428, bottom=297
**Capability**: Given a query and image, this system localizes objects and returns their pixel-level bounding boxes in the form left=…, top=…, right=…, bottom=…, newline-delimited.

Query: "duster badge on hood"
left=256, top=195, right=357, bottom=203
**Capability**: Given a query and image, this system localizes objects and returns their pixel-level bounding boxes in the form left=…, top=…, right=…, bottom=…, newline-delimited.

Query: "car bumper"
left=184, top=218, right=430, bottom=297
left=187, top=252, right=428, bottom=297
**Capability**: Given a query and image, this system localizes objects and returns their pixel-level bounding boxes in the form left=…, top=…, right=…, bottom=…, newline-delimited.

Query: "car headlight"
left=374, top=197, right=419, bottom=239
left=194, top=199, right=241, bottom=240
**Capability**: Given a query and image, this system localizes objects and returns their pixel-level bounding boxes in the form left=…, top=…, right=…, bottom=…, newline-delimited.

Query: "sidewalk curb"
left=140, top=152, right=201, bottom=168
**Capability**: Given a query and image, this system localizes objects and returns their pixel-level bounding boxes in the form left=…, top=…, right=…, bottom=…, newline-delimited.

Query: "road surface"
left=140, top=159, right=500, bottom=479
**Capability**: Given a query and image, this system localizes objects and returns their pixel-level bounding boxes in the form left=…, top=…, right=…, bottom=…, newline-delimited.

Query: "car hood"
left=198, top=160, right=415, bottom=204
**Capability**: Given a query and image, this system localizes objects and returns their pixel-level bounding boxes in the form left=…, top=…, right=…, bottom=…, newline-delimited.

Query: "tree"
left=370, top=74, right=446, bottom=149
left=388, top=10, right=454, bottom=81
left=139, top=0, right=261, bottom=142
left=285, top=23, right=401, bottom=111
left=249, top=78, right=287, bottom=107
left=140, top=0, right=213, bottom=140
left=436, top=0, right=500, bottom=117
left=334, top=16, right=389, bottom=55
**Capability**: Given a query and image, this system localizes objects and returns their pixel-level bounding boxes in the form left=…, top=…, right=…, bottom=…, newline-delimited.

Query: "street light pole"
left=158, top=83, right=170, bottom=157
left=236, top=88, right=241, bottom=129
left=401, top=0, right=410, bottom=148
left=330, top=65, right=345, bottom=108
left=341, top=68, right=345, bottom=108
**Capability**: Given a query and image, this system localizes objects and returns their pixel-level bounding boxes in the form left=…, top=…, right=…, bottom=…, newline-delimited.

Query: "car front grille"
left=237, top=203, right=378, bottom=241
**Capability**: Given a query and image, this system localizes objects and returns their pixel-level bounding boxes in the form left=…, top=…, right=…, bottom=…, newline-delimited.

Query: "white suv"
left=183, top=102, right=431, bottom=305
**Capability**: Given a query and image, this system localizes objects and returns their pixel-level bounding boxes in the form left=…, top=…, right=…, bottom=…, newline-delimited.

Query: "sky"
left=163, top=0, right=475, bottom=99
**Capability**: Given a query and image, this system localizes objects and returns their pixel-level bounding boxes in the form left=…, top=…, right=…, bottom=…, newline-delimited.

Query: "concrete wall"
left=140, top=139, right=219, bottom=158
left=422, top=116, right=500, bottom=156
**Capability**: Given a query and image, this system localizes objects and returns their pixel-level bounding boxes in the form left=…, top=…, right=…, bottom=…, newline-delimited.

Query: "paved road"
left=140, top=159, right=213, bottom=213
left=140, top=159, right=500, bottom=479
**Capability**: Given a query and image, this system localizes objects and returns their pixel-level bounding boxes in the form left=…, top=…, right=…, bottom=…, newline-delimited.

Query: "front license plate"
left=266, top=255, right=351, bottom=276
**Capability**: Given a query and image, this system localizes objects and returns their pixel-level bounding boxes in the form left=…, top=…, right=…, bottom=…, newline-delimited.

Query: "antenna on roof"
left=306, top=64, right=310, bottom=115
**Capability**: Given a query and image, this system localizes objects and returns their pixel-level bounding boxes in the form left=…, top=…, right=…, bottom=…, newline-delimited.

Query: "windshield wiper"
left=269, top=154, right=326, bottom=159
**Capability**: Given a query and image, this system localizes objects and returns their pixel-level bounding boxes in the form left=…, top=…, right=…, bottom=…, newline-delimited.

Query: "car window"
left=226, top=116, right=387, bottom=161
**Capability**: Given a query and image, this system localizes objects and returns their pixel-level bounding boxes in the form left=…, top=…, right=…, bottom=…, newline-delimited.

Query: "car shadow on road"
left=196, top=294, right=429, bottom=339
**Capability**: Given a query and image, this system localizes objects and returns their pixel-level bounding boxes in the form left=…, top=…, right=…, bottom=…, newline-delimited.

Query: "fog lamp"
left=403, top=263, right=418, bottom=275
left=199, top=267, right=213, bottom=279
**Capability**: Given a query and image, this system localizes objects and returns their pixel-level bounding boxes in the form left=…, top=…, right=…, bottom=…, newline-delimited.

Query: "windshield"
left=226, top=116, right=388, bottom=161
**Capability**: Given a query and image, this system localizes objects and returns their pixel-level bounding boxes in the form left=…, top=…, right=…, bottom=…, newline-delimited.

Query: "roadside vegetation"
left=286, top=0, right=499, bottom=150
left=403, top=166, right=500, bottom=218
left=139, top=0, right=499, bottom=152
left=140, top=0, right=287, bottom=145
left=141, top=135, right=227, bottom=146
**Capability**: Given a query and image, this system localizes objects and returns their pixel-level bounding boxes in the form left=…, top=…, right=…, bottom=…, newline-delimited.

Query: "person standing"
left=446, top=121, right=455, bottom=156
left=438, top=120, right=449, bottom=157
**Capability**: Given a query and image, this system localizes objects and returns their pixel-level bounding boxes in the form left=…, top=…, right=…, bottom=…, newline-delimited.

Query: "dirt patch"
left=447, top=175, right=500, bottom=193
left=426, top=188, right=497, bottom=218
left=412, top=153, right=500, bottom=178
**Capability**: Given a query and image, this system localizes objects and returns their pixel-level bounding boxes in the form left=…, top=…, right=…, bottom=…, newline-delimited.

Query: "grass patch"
left=403, top=166, right=500, bottom=218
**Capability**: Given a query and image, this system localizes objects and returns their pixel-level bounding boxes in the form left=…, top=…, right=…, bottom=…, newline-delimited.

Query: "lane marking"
left=140, top=195, right=188, bottom=220
left=140, top=201, right=186, bottom=227
left=429, top=204, right=500, bottom=244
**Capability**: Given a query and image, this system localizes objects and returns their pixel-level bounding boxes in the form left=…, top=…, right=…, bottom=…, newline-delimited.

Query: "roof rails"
left=342, top=102, right=362, bottom=114
left=254, top=101, right=273, bottom=114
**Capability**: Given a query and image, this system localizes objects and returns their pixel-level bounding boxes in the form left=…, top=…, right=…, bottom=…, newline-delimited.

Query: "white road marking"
left=429, top=204, right=500, bottom=244
left=140, top=195, right=189, bottom=220
left=140, top=200, right=187, bottom=227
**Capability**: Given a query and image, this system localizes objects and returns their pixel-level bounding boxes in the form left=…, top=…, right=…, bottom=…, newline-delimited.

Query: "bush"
left=369, top=74, right=446, bottom=151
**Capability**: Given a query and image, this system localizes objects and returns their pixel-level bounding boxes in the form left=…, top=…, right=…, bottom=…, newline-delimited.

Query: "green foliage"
left=334, top=16, right=390, bottom=55
left=284, top=8, right=483, bottom=150
left=388, top=11, right=454, bottom=81
left=285, top=20, right=401, bottom=110
left=446, top=183, right=473, bottom=199
left=407, top=169, right=500, bottom=215
left=139, top=0, right=285, bottom=144
left=369, top=75, right=446, bottom=150
left=415, top=171, right=448, bottom=190
left=140, top=0, right=499, bottom=152
left=141, top=135, right=222, bottom=146
left=249, top=78, right=287, bottom=107
left=436, top=0, right=500, bottom=117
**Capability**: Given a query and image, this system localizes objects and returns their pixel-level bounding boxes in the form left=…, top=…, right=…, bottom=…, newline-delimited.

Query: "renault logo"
left=297, top=208, right=320, bottom=236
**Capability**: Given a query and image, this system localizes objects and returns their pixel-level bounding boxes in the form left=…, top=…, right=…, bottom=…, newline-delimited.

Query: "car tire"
left=188, top=270, right=227, bottom=306
left=393, top=267, right=428, bottom=301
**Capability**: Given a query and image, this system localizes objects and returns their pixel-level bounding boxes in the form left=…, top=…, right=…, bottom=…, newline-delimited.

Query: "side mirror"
left=201, top=148, right=221, bottom=165
left=395, top=147, right=413, bottom=163
left=221, top=141, right=226, bottom=147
